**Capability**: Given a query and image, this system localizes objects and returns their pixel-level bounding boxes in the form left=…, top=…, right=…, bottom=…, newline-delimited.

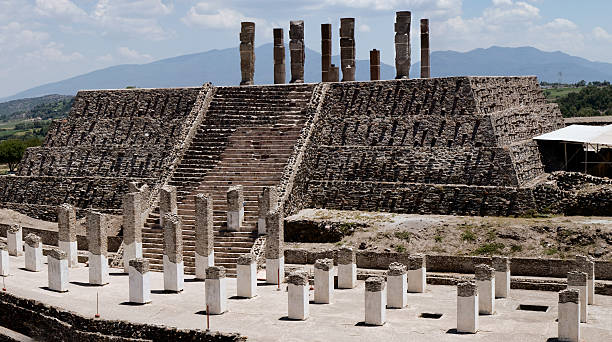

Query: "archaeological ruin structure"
left=0, top=10, right=610, bottom=342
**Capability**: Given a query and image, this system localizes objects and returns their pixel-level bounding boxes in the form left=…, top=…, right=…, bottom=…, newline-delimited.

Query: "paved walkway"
left=1, top=254, right=612, bottom=342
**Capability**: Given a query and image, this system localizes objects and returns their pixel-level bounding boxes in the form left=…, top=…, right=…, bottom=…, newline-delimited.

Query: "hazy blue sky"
left=1, top=0, right=611, bottom=98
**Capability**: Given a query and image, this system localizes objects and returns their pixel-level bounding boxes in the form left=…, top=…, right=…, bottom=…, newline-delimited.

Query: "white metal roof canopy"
left=533, top=124, right=612, bottom=147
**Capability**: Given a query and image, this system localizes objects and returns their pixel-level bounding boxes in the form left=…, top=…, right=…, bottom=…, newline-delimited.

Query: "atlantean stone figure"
left=340, top=18, right=355, bottom=82
left=273, top=28, right=285, bottom=84
left=395, top=11, right=411, bottom=79
left=289, top=20, right=305, bottom=83
left=420, top=19, right=430, bottom=78
left=370, top=49, right=380, bottom=81
left=321, top=24, right=332, bottom=82
left=240, top=22, right=256, bottom=85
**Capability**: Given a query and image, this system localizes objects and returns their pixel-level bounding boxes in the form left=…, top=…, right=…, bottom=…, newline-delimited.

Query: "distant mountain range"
left=3, top=45, right=612, bottom=102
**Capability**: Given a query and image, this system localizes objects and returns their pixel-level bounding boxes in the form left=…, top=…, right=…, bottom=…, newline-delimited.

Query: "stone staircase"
left=141, top=84, right=316, bottom=276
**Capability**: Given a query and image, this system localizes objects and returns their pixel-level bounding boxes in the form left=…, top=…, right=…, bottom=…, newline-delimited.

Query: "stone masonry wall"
left=284, top=77, right=549, bottom=216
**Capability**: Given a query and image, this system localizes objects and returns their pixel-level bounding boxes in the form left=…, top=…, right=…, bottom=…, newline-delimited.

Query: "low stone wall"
left=0, top=292, right=246, bottom=342
left=284, top=249, right=612, bottom=280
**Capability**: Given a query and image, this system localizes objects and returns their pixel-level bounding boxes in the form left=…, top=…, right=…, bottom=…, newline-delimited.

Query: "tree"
left=0, top=140, right=26, bottom=172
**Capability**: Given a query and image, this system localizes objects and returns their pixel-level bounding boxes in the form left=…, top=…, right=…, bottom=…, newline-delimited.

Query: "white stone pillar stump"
left=129, top=258, right=151, bottom=304
left=7, top=225, right=23, bottom=256
left=257, top=186, right=278, bottom=235
left=475, top=264, right=495, bottom=315
left=387, top=262, right=407, bottom=309
left=287, top=271, right=309, bottom=320
left=163, top=213, right=184, bottom=292
left=227, top=185, right=244, bottom=232
left=492, top=256, right=510, bottom=298
left=337, top=247, right=357, bottom=289
left=24, top=233, right=43, bottom=272
left=567, top=271, right=587, bottom=323
left=576, top=255, right=595, bottom=305
left=314, top=258, right=334, bottom=304
left=0, top=244, right=10, bottom=276
left=122, top=193, right=143, bottom=273
left=57, top=204, right=79, bottom=267
left=237, top=254, right=257, bottom=298
left=265, top=210, right=284, bottom=285
left=87, top=211, right=110, bottom=285
left=195, top=193, right=215, bottom=280
left=365, top=276, right=386, bottom=326
left=206, top=266, right=228, bottom=315
left=47, top=248, right=69, bottom=292
left=457, top=281, right=478, bottom=334
left=407, top=254, right=426, bottom=293
left=558, top=289, right=580, bottom=342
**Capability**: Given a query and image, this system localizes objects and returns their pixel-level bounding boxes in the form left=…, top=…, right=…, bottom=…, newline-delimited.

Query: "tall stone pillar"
left=475, top=264, right=495, bottom=315
left=558, top=289, right=580, bottom=342
left=340, top=18, right=355, bottom=82
left=321, top=24, right=332, bottom=82
left=265, top=209, right=284, bottom=284
left=314, top=258, right=334, bottom=304
left=420, top=19, right=430, bottom=78
left=567, top=271, right=588, bottom=323
left=195, top=193, right=214, bottom=280
left=122, top=192, right=143, bottom=273
left=395, top=11, right=411, bottom=79
left=24, top=234, right=43, bottom=272
left=227, top=185, right=244, bottom=232
left=240, top=22, right=255, bottom=85
left=575, top=255, right=595, bottom=305
left=457, top=281, right=478, bottom=334
left=370, top=49, right=380, bottom=81
left=159, top=185, right=177, bottom=228
left=492, top=256, right=510, bottom=298
left=287, top=271, right=309, bottom=320
left=337, top=247, right=356, bottom=289
left=257, top=186, right=278, bottom=235
left=364, top=276, right=386, bottom=326
left=289, top=20, right=305, bottom=84
left=87, top=211, right=109, bottom=285
left=163, top=213, right=184, bottom=292
left=273, top=28, right=285, bottom=84
left=47, top=248, right=69, bottom=292
left=57, top=204, right=78, bottom=267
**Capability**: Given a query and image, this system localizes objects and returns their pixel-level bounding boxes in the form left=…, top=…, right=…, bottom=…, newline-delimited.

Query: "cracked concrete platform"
left=1, top=254, right=611, bottom=342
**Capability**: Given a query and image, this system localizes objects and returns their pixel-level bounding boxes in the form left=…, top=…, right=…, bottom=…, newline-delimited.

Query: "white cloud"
left=89, top=0, right=174, bottom=40
left=96, top=54, right=114, bottom=63
left=593, top=27, right=612, bottom=42
left=35, top=0, right=87, bottom=20
left=0, top=22, right=49, bottom=51
left=182, top=2, right=271, bottom=33
left=317, top=0, right=461, bottom=13
left=117, top=47, right=153, bottom=61
left=93, top=0, right=173, bottom=18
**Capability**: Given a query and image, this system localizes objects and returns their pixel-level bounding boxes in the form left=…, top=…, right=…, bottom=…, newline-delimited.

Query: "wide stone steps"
left=140, top=84, right=314, bottom=273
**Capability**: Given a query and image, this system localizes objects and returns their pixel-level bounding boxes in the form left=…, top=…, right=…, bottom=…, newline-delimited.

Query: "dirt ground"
left=0, top=208, right=123, bottom=236
left=286, top=209, right=612, bottom=261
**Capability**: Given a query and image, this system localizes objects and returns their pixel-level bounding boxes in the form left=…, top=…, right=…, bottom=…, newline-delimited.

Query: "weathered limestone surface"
left=395, top=11, right=411, bottom=79
left=265, top=210, right=284, bottom=259
left=163, top=213, right=183, bottom=264
left=339, top=18, right=355, bottom=82
left=420, top=19, right=430, bottom=79
left=273, top=28, right=285, bottom=84
left=240, top=22, right=256, bottom=85
left=290, top=21, right=305, bottom=84
left=195, top=193, right=214, bottom=258
left=122, top=192, right=142, bottom=246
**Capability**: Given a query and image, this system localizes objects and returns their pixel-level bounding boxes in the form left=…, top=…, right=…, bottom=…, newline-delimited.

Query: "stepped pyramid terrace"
left=0, top=10, right=611, bottom=342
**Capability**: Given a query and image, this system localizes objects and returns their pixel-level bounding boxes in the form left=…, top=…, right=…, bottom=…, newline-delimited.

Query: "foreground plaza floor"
left=2, top=254, right=612, bottom=342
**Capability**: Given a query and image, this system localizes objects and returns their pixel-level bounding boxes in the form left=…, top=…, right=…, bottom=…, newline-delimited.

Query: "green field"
left=0, top=119, right=50, bottom=141
left=543, top=87, right=585, bottom=100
